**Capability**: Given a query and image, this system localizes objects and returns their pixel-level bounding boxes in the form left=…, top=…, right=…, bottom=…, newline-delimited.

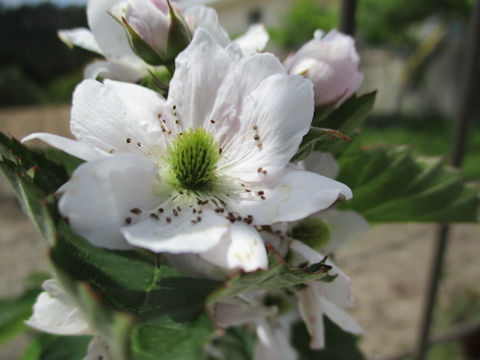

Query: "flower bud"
left=285, top=29, right=364, bottom=108
left=121, top=0, right=192, bottom=65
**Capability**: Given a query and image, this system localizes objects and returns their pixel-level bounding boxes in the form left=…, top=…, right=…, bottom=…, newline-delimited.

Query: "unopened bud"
left=285, top=29, right=364, bottom=108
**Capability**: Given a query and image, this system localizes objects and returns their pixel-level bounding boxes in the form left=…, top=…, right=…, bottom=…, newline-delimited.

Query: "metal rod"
left=339, top=0, right=357, bottom=36
left=413, top=225, right=450, bottom=360
left=413, top=1, right=480, bottom=359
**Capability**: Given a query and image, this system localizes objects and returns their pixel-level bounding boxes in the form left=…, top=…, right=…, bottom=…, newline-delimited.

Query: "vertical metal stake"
left=414, top=1, right=480, bottom=359
left=340, top=0, right=358, bottom=36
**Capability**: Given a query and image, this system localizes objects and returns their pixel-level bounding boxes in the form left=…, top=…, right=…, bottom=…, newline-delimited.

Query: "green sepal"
left=165, top=0, right=192, bottom=63
left=121, top=17, right=164, bottom=66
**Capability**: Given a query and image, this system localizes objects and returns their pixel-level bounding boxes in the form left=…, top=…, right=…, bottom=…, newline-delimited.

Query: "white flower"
left=59, top=0, right=269, bottom=82
left=26, top=279, right=113, bottom=360
left=211, top=294, right=298, bottom=360
left=254, top=318, right=298, bottom=360
left=297, top=151, right=369, bottom=253
left=284, top=29, right=363, bottom=107
left=290, top=240, right=362, bottom=349
left=24, top=30, right=351, bottom=272
left=26, top=279, right=91, bottom=335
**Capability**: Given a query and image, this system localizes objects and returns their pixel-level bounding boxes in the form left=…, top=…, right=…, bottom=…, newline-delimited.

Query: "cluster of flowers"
left=24, top=0, right=367, bottom=358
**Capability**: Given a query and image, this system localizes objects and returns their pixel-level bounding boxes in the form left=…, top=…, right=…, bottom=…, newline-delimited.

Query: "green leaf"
left=0, top=287, right=42, bottom=346
left=294, top=91, right=377, bottom=161
left=292, top=127, right=352, bottom=162
left=0, top=133, right=71, bottom=193
left=49, top=221, right=219, bottom=360
left=337, top=142, right=479, bottom=222
left=291, top=318, right=365, bottom=360
left=206, top=249, right=334, bottom=305
left=314, top=91, right=377, bottom=132
left=0, top=161, right=58, bottom=244
left=22, top=334, right=92, bottom=360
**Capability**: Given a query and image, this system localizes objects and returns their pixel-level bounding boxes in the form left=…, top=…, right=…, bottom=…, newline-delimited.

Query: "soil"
left=0, top=105, right=478, bottom=360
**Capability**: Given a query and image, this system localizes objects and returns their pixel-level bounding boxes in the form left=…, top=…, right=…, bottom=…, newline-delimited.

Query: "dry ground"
left=0, top=105, right=479, bottom=359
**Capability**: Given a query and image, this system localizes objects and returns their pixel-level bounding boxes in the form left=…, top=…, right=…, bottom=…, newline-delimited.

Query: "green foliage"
left=294, top=91, right=376, bottom=161
left=22, top=334, right=92, bottom=360
left=0, top=66, right=46, bottom=105
left=270, top=0, right=338, bottom=50
left=0, top=287, right=41, bottom=347
left=336, top=141, right=479, bottom=222
left=45, top=72, right=83, bottom=104
left=361, top=117, right=480, bottom=180
left=271, top=0, right=473, bottom=51
left=357, top=0, right=473, bottom=47
left=291, top=318, right=365, bottom=360
left=0, top=4, right=95, bottom=105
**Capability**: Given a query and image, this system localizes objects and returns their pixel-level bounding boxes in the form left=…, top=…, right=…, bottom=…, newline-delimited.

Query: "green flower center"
left=165, top=128, right=220, bottom=193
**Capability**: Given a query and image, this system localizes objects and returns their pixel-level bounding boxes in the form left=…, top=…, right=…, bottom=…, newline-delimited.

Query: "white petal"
left=225, top=74, right=314, bottom=180
left=200, top=222, right=268, bottom=271
left=26, top=280, right=90, bottom=336
left=169, top=29, right=286, bottom=152
left=296, top=287, right=325, bottom=349
left=233, top=24, right=269, bottom=56
left=320, top=210, right=369, bottom=253
left=233, top=169, right=352, bottom=225
left=185, top=6, right=231, bottom=47
left=87, top=0, right=139, bottom=62
left=165, top=252, right=227, bottom=280
left=58, top=28, right=103, bottom=55
left=84, top=60, right=146, bottom=82
left=22, top=133, right=106, bottom=161
left=126, top=0, right=171, bottom=55
left=319, top=297, right=363, bottom=335
left=302, top=151, right=339, bottom=179
left=290, top=240, right=354, bottom=309
left=255, top=320, right=298, bottom=360
left=122, top=207, right=230, bottom=253
left=71, top=79, right=167, bottom=155
left=167, top=222, right=268, bottom=278
left=83, top=337, right=114, bottom=360
left=59, top=154, right=160, bottom=250
left=213, top=298, right=277, bottom=328
left=231, top=52, right=287, bottom=100
left=168, top=29, right=236, bottom=131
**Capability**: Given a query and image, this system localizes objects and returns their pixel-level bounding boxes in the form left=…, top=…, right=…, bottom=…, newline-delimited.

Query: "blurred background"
left=0, top=0, right=479, bottom=359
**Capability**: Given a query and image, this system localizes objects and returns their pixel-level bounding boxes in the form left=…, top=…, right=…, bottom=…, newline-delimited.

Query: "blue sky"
left=2, top=0, right=87, bottom=7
